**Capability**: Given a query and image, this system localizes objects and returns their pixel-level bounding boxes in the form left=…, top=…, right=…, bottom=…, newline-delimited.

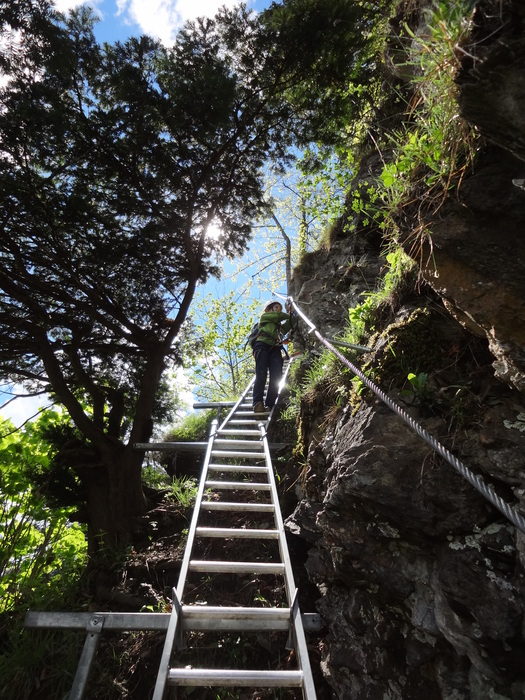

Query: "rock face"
left=420, top=148, right=525, bottom=393
left=285, top=5, right=525, bottom=698
left=290, top=211, right=385, bottom=345
left=449, top=2, right=525, bottom=391
left=458, top=1, right=525, bottom=165
left=289, top=384, right=525, bottom=698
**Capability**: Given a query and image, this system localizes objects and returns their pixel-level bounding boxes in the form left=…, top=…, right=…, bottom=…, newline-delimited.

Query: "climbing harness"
left=25, top=360, right=320, bottom=699
left=276, top=292, right=525, bottom=536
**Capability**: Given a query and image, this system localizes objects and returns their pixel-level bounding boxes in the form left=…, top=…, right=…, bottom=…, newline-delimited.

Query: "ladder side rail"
left=153, top=418, right=219, bottom=700
left=217, top=375, right=256, bottom=433
left=264, top=359, right=293, bottom=430
left=175, top=417, right=219, bottom=596
left=260, top=424, right=297, bottom=605
left=290, top=589, right=318, bottom=700
left=260, top=424, right=317, bottom=700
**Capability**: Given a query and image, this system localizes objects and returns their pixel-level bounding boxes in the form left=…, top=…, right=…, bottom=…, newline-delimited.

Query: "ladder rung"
left=235, top=411, right=269, bottom=417
left=182, top=605, right=289, bottom=618
left=181, top=605, right=290, bottom=631
left=211, top=450, right=265, bottom=459
left=189, top=561, right=285, bottom=574
left=208, top=464, right=267, bottom=474
left=193, top=401, right=237, bottom=409
left=167, top=668, right=303, bottom=687
left=217, top=429, right=260, bottom=436
left=214, top=439, right=262, bottom=449
left=205, top=480, right=270, bottom=491
left=196, top=527, right=279, bottom=539
left=201, top=502, right=274, bottom=512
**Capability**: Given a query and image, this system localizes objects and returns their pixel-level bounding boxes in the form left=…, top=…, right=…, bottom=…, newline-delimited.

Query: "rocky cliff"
left=285, top=2, right=525, bottom=698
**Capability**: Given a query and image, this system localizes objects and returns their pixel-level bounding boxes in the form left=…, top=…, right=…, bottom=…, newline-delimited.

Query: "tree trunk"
left=75, top=443, right=147, bottom=555
left=270, top=211, right=292, bottom=295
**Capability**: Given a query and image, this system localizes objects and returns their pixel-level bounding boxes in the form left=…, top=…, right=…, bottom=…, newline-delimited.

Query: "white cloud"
left=51, top=0, right=253, bottom=46
left=117, top=0, right=241, bottom=45
left=116, top=0, right=182, bottom=45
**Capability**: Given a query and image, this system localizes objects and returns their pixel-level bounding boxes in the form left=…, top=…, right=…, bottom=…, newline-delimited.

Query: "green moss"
left=372, top=307, right=443, bottom=388
left=164, top=410, right=215, bottom=442
left=293, top=246, right=328, bottom=279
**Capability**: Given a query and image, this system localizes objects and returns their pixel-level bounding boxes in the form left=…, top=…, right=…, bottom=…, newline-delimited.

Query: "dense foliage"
left=0, top=412, right=86, bottom=613
left=189, top=291, right=262, bottom=402
left=0, top=0, right=370, bottom=548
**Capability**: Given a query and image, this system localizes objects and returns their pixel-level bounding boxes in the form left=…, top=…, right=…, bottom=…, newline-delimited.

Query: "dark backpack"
left=245, top=321, right=274, bottom=351
left=246, top=321, right=261, bottom=350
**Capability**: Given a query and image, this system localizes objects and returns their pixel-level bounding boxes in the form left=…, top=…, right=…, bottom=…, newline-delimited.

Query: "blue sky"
left=53, top=0, right=273, bottom=46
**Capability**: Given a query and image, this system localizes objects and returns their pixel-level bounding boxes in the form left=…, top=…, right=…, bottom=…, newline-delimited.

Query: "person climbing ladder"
left=252, top=300, right=293, bottom=414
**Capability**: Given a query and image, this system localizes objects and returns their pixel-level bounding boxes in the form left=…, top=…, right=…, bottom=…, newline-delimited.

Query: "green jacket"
left=256, top=311, right=291, bottom=346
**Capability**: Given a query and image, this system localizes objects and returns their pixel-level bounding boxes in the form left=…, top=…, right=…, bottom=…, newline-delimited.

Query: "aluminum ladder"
left=153, top=367, right=318, bottom=699
left=24, top=361, right=319, bottom=698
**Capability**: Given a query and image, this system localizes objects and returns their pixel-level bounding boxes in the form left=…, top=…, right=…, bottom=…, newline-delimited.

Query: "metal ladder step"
left=214, top=439, right=263, bottom=449
left=200, top=501, right=274, bottom=512
left=211, top=450, right=265, bottom=459
left=196, top=527, right=279, bottom=539
left=208, top=464, right=268, bottom=474
left=180, top=605, right=291, bottom=630
left=167, top=668, right=304, bottom=687
left=189, top=560, right=285, bottom=575
left=235, top=411, right=269, bottom=417
left=217, top=429, right=260, bottom=436
left=205, top=480, right=270, bottom=491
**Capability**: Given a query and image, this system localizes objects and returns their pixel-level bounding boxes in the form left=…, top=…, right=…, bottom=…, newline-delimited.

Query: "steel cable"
left=278, top=293, right=525, bottom=535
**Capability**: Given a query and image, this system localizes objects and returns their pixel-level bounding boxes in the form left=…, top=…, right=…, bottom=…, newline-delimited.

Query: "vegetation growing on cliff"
left=287, top=0, right=483, bottom=415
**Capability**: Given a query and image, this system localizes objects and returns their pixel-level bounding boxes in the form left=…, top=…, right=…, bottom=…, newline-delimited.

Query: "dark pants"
left=252, top=342, right=284, bottom=408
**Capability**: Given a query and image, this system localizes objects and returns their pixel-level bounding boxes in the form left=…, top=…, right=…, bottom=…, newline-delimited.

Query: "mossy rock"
left=372, top=306, right=445, bottom=388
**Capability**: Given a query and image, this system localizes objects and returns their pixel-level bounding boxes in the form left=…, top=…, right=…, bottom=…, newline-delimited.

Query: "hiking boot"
left=253, top=402, right=269, bottom=414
